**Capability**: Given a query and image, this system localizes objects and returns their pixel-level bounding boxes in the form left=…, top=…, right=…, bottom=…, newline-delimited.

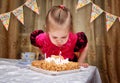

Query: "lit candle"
left=59, top=51, right=62, bottom=56
left=59, top=51, right=62, bottom=62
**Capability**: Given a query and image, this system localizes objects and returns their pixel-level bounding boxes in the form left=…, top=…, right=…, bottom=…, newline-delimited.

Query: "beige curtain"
left=0, top=0, right=120, bottom=83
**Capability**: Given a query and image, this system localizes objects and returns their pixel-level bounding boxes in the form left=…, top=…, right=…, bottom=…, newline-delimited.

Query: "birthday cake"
left=31, top=55, right=80, bottom=71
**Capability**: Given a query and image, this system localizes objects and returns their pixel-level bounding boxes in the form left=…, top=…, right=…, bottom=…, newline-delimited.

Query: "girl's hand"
left=80, top=63, right=89, bottom=68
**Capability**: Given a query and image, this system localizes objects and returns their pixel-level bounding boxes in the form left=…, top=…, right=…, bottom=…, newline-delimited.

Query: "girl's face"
left=48, top=29, right=69, bottom=47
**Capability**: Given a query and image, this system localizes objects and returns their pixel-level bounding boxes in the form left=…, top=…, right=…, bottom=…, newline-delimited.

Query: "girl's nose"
left=56, top=39, right=63, bottom=44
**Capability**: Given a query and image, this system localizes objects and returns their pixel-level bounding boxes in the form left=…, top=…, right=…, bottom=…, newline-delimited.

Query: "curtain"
left=0, top=0, right=120, bottom=83
left=91, top=0, right=120, bottom=83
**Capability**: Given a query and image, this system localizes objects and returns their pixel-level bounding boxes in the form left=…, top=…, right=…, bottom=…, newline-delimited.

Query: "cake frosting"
left=45, top=55, right=69, bottom=65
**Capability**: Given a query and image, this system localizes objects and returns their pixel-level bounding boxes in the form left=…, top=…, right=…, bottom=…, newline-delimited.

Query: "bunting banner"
left=76, top=0, right=120, bottom=31
left=25, top=0, right=39, bottom=14
left=90, top=3, right=103, bottom=22
left=0, top=12, right=11, bottom=30
left=0, top=0, right=120, bottom=32
left=0, top=0, right=40, bottom=30
left=12, top=6, right=24, bottom=24
left=76, top=0, right=91, bottom=9
left=106, top=12, right=117, bottom=31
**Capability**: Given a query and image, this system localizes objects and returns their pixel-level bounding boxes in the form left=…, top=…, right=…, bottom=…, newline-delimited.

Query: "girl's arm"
left=74, top=32, right=88, bottom=67
left=78, top=43, right=89, bottom=67
left=78, top=43, right=88, bottom=63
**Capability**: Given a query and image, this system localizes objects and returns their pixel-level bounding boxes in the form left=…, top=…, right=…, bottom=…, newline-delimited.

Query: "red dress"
left=30, top=30, right=88, bottom=61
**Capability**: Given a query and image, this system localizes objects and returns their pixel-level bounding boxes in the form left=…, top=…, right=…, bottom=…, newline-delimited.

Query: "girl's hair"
left=45, top=5, right=73, bottom=32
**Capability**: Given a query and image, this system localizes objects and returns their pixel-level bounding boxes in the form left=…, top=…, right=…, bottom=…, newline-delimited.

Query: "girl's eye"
left=53, top=37, right=57, bottom=39
left=62, top=36, right=67, bottom=39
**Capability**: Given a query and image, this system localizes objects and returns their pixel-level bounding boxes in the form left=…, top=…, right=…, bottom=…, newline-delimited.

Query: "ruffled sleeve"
left=30, top=30, right=44, bottom=47
left=74, top=32, right=88, bottom=52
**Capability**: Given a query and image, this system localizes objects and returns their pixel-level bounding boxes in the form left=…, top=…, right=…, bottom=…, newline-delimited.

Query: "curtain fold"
left=0, top=0, right=120, bottom=83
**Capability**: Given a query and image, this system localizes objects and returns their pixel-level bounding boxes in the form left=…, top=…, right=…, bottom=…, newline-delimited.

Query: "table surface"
left=0, top=58, right=102, bottom=83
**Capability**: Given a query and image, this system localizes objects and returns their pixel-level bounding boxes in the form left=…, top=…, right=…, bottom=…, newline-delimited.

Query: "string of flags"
left=0, top=0, right=39, bottom=31
left=0, top=0, right=119, bottom=31
left=76, top=0, right=119, bottom=31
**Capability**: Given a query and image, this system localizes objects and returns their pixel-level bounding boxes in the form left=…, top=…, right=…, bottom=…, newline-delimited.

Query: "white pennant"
left=105, top=12, right=117, bottom=31
left=90, top=3, right=103, bottom=22
left=12, top=6, right=24, bottom=24
left=76, top=0, right=91, bottom=9
left=25, top=0, right=39, bottom=14
left=0, top=12, right=11, bottom=30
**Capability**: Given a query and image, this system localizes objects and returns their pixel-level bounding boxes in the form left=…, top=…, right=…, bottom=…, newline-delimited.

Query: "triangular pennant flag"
left=118, top=17, right=120, bottom=22
left=25, top=0, right=39, bottom=14
left=76, top=0, right=91, bottom=9
left=12, top=6, right=24, bottom=24
left=0, top=12, right=11, bottom=30
left=90, top=3, right=103, bottom=22
left=105, top=12, right=117, bottom=31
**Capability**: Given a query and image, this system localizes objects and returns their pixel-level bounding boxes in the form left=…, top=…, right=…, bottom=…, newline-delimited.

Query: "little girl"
left=30, top=5, right=88, bottom=67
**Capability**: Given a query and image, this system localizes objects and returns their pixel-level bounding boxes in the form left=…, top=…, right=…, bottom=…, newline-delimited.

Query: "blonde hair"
left=45, top=5, right=73, bottom=32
